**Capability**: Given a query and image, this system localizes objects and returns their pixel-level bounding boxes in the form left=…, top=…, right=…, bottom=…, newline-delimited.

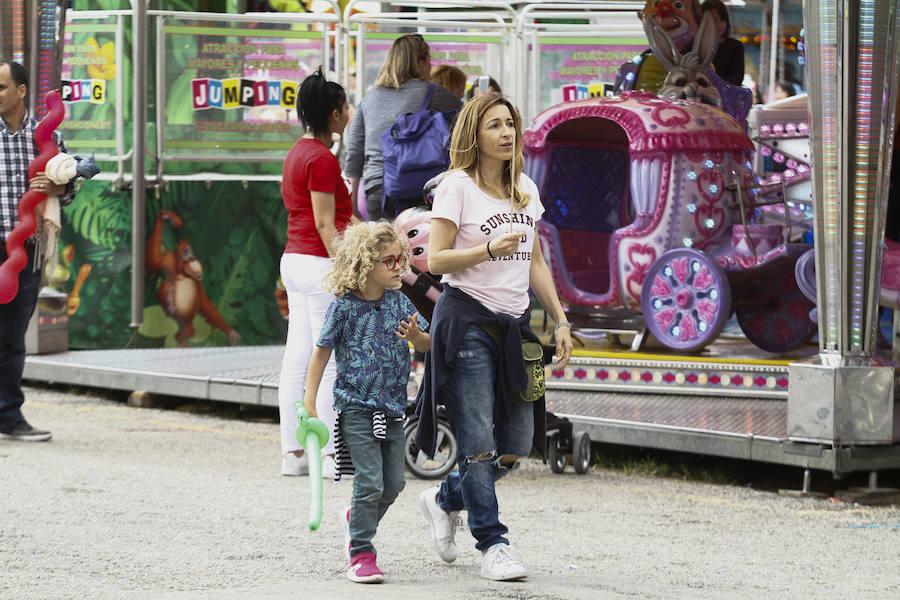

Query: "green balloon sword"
left=293, top=400, right=330, bottom=530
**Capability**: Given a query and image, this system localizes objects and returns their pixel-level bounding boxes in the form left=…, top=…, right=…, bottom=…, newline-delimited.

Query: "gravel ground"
left=2, top=385, right=898, bottom=600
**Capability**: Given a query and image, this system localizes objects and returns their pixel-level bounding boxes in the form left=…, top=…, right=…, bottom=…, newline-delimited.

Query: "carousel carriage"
left=523, top=91, right=816, bottom=353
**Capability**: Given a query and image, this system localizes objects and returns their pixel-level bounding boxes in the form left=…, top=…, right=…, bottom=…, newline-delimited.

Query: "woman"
left=430, top=64, right=467, bottom=100
left=701, top=0, right=745, bottom=86
left=345, top=33, right=461, bottom=221
left=278, top=69, right=354, bottom=477
left=464, top=75, right=502, bottom=102
left=415, top=93, right=574, bottom=581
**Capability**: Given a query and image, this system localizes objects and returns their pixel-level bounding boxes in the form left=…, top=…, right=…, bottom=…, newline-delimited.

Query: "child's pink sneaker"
left=346, top=551, right=384, bottom=583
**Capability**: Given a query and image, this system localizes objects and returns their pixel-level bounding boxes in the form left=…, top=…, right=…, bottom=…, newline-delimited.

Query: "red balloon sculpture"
left=0, top=90, right=65, bottom=304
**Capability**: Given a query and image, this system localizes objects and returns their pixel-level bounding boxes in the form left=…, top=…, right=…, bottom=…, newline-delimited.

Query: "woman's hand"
left=554, top=325, right=574, bottom=369
left=489, top=232, right=527, bottom=258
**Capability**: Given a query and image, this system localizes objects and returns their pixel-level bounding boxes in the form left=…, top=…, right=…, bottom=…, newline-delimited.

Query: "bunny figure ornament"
left=645, top=11, right=721, bottom=107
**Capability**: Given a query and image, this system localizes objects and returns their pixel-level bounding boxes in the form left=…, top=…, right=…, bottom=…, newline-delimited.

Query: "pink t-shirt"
left=431, top=170, right=544, bottom=316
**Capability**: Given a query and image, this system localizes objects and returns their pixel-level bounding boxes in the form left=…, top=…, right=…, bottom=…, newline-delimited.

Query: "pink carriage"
left=524, top=91, right=816, bottom=353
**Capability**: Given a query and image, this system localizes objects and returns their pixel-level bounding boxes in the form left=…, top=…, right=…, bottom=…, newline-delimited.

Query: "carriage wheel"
left=794, top=248, right=817, bottom=304
left=735, top=266, right=817, bottom=353
left=640, top=249, right=732, bottom=352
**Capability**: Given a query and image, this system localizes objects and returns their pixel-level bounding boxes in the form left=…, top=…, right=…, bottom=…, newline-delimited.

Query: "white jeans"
left=278, top=253, right=337, bottom=456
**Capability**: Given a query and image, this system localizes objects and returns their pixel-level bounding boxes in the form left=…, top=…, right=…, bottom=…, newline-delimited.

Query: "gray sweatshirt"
left=344, top=79, right=462, bottom=192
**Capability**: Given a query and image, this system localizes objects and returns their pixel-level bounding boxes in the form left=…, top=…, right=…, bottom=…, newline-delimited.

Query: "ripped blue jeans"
left=437, top=324, right=534, bottom=552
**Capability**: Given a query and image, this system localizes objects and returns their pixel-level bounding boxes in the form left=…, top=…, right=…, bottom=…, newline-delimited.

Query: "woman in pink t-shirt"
left=278, top=69, right=355, bottom=477
left=417, top=94, right=573, bottom=581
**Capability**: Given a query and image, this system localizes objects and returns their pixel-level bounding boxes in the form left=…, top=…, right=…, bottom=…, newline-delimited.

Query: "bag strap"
left=419, top=83, right=437, bottom=112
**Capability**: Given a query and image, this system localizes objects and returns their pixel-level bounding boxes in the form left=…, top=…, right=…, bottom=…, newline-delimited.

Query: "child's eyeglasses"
left=374, top=254, right=407, bottom=270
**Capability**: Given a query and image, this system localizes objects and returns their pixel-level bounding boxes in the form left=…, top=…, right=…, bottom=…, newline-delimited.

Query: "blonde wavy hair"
left=374, top=34, right=428, bottom=89
left=448, top=92, right=530, bottom=210
left=324, top=221, right=412, bottom=296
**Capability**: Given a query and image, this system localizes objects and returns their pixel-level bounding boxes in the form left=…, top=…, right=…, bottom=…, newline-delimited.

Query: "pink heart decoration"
left=696, top=300, right=717, bottom=324
left=627, top=243, right=657, bottom=271
left=694, top=266, right=714, bottom=290
left=696, top=170, right=725, bottom=204
left=671, top=257, right=689, bottom=284
left=654, top=307, right=676, bottom=331
left=651, top=104, right=691, bottom=128
left=625, top=244, right=657, bottom=301
left=694, top=202, right=725, bottom=240
left=650, top=274, right=672, bottom=298
left=679, top=315, right=697, bottom=341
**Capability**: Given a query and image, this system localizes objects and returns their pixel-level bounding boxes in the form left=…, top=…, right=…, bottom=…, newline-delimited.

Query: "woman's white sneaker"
left=419, top=485, right=461, bottom=563
left=480, top=543, right=527, bottom=581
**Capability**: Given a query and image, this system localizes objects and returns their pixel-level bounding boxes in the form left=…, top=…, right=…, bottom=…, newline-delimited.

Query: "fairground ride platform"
left=23, top=335, right=803, bottom=406
left=23, top=340, right=900, bottom=474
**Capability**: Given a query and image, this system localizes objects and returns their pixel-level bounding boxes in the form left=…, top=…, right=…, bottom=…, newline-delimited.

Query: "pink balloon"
left=394, top=207, right=432, bottom=274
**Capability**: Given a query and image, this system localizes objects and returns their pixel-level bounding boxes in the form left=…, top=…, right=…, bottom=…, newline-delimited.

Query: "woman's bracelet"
left=553, top=321, right=572, bottom=336
left=486, top=240, right=495, bottom=259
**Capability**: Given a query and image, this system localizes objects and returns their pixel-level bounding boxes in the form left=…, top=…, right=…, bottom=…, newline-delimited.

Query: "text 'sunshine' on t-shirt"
left=430, top=170, right=544, bottom=316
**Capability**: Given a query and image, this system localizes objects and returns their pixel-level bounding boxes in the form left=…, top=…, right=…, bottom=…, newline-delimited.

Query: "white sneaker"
left=340, top=506, right=351, bottom=560
left=418, top=485, right=461, bottom=563
left=281, top=452, right=308, bottom=476
left=480, top=543, right=527, bottom=581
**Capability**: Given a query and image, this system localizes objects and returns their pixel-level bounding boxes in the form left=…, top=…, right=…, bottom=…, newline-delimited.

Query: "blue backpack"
left=380, top=84, right=456, bottom=200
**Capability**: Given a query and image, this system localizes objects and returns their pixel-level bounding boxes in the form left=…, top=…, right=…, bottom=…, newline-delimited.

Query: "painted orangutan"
left=146, top=210, right=240, bottom=347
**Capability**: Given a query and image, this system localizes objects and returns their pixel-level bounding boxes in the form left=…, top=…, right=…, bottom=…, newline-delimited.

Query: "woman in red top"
left=279, top=69, right=354, bottom=477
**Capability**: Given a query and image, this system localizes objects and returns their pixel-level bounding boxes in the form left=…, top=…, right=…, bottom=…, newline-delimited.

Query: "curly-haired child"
left=303, top=220, right=431, bottom=583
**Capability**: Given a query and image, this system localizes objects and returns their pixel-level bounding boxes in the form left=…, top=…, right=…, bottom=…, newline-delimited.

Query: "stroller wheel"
left=404, top=418, right=458, bottom=479
left=573, top=431, right=592, bottom=475
left=547, top=432, right=567, bottom=474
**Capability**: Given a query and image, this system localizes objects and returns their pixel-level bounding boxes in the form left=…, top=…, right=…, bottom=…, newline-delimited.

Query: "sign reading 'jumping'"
left=191, top=78, right=299, bottom=110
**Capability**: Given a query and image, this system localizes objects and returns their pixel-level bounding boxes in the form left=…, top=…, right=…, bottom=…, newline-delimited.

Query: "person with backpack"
left=345, top=34, right=461, bottom=221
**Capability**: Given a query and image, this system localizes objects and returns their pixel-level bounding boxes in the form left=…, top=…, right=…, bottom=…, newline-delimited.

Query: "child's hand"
left=396, top=312, right=423, bottom=343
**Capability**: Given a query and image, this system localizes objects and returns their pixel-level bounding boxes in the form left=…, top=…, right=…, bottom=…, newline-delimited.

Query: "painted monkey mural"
left=146, top=210, right=241, bottom=347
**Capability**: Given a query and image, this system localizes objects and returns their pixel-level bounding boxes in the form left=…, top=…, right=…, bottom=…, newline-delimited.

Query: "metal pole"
left=155, top=14, right=165, bottom=186
left=27, top=0, right=38, bottom=117
left=130, top=0, right=147, bottom=329
left=768, top=0, right=780, bottom=102
left=116, top=15, right=125, bottom=184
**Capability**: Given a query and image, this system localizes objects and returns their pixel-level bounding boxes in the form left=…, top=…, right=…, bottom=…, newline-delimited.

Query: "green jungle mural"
left=57, top=179, right=289, bottom=349
left=54, top=0, right=304, bottom=349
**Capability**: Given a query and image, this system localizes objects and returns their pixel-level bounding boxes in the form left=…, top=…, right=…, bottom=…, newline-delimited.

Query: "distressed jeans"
left=437, top=324, right=534, bottom=551
left=0, top=243, right=40, bottom=430
left=341, top=406, right=406, bottom=557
